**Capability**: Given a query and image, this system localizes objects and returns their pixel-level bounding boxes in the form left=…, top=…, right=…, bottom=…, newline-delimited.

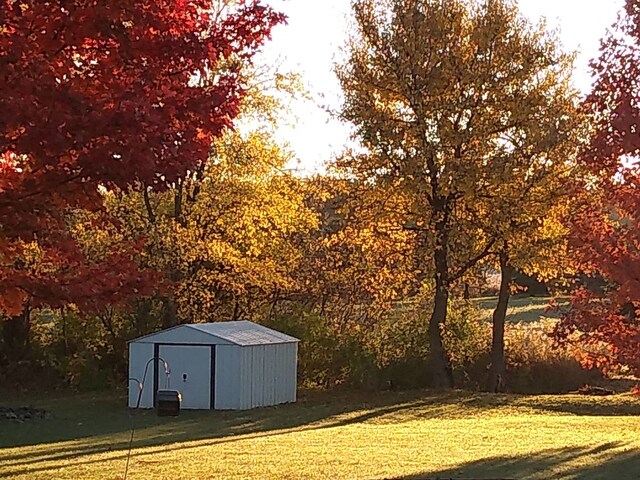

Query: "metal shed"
left=128, top=321, right=298, bottom=410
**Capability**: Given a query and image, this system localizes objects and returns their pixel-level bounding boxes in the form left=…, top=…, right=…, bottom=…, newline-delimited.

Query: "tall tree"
left=337, top=0, right=577, bottom=387
left=0, top=1, right=284, bottom=316
left=554, top=0, right=640, bottom=386
left=483, top=202, right=577, bottom=392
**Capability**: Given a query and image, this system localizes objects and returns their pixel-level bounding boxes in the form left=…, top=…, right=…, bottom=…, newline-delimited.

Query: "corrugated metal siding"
left=291, top=343, right=298, bottom=402
left=277, top=342, right=297, bottom=404
left=215, top=345, right=241, bottom=409
left=263, top=345, right=276, bottom=406
left=258, top=346, right=266, bottom=407
left=240, top=343, right=297, bottom=409
left=239, top=347, right=252, bottom=409
left=128, top=342, right=155, bottom=408
left=272, top=343, right=282, bottom=404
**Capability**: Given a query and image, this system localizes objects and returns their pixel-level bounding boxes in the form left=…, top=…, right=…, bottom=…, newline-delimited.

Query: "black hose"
left=123, top=357, right=170, bottom=480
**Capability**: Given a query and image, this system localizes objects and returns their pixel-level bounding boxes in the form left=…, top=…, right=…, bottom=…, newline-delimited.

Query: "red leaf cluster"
left=0, top=1, right=284, bottom=314
left=555, top=0, right=640, bottom=386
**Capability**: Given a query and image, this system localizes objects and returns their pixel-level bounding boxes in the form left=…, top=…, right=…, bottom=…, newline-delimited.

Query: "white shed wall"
left=239, top=346, right=252, bottom=409
left=235, top=343, right=297, bottom=410
left=254, top=345, right=267, bottom=408
left=264, top=345, right=276, bottom=406
left=274, top=343, right=286, bottom=404
left=128, top=342, right=155, bottom=408
left=215, top=344, right=241, bottom=409
left=275, top=342, right=297, bottom=404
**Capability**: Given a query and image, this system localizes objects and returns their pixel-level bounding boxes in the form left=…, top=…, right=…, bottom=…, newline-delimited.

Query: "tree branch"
left=142, top=186, right=156, bottom=224
left=450, top=237, right=497, bottom=283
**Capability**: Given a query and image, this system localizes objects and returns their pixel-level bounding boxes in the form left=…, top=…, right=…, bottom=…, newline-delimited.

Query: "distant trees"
left=336, top=0, right=579, bottom=388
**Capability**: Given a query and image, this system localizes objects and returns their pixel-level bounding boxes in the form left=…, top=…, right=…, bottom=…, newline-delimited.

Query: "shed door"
left=158, top=344, right=211, bottom=409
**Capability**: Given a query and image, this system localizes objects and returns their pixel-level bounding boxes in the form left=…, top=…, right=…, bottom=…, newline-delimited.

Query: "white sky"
left=259, top=0, right=624, bottom=173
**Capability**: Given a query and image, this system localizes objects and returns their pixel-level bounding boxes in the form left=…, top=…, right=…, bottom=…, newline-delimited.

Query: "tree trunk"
left=428, top=230, right=454, bottom=389
left=2, top=304, right=31, bottom=361
left=428, top=198, right=454, bottom=389
left=161, top=297, right=179, bottom=329
left=232, top=300, right=241, bottom=321
left=429, top=275, right=454, bottom=388
left=485, top=248, right=514, bottom=393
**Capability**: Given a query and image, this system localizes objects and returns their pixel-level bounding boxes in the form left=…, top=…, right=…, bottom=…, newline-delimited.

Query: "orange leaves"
left=0, top=292, right=27, bottom=317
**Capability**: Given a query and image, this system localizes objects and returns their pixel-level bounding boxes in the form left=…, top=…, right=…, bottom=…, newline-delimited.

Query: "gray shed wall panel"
left=239, top=342, right=296, bottom=409
left=239, top=347, right=252, bottom=410
left=250, top=346, right=260, bottom=408
left=215, top=345, right=241, bottom=409
left=264, top=345, right=276, bottom=406
left=128, top=342, right=155, bottom=408
left=291, top=343, right=298, bottom=402
left=277, top=342, right=297, bottom=404
left=275, top=343, right=289, bottom=404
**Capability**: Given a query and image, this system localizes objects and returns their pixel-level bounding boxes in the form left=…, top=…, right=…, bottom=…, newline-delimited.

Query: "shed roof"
left=130, top=320, right=299, bottom=346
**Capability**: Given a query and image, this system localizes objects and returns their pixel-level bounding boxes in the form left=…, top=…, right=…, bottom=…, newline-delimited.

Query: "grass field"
left=1, top=389, right=639, bottom=480
left=474, top=295, right=569, bottom=324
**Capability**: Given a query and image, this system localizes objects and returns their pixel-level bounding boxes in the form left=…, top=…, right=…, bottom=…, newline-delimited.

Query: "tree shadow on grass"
left=0, top=389, right=462, bottom=450
left=382, top=443, right=640, bottom=480
left=460, top=392, right=640, bottom=417
left=0, top=390, right=461, bottom=462
left=1, top=389, right=639, bottom=478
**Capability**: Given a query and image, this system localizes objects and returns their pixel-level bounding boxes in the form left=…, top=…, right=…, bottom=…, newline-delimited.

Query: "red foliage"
left=554, top=0, right=640, bottom=386
left=0, top=1, right=284, bottom=314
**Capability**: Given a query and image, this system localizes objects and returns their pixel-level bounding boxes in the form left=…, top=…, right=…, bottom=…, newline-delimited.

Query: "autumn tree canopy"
left=554, top=0, right=640, bottom=383
left=0, top=0, right=284, bottom=314
left=337, top=0, right=579, bottom=387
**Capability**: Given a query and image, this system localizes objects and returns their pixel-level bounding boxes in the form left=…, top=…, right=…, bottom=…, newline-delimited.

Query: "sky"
left=259, top=0, right=625, bottom=173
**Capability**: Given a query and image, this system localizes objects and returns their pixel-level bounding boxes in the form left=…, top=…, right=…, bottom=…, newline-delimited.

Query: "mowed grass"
left=474, top=295, right=569, bottom=324
left=1, top=389, right=639, bottom=480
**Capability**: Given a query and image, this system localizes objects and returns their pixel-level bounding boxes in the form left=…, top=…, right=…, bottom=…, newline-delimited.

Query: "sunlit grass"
left=474, top=295, right=569, bottom=324
left=1, top=389, right=639, bottom=479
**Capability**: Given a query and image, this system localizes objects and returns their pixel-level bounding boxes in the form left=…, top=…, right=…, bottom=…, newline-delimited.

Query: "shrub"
left=504, top=320, right=602, bottom=394
left=267, top=297, right=486, bottom=391
left=265, top=309, right=373, bottom=388
left=26, top=308, right=130, bottom=391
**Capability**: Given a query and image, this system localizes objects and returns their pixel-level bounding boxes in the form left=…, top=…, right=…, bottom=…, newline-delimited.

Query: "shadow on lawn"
left=382, top=443, right=640, bottom=480
left=0, top=389, right=461, bottom=449
left=1, top=389, right=639, bottom=478
left=449, top=391, right=640, bottom=418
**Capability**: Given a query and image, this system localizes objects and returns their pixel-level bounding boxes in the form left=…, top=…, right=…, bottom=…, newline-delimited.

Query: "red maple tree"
left=554, top=0, right=640, bottom=386
left=0, top=1, right=284, bottom=314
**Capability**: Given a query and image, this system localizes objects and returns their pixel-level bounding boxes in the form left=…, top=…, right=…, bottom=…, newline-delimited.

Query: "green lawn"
left=1, top=389, right=639, bottom=479
left=474, top=295, right=569, bottom=324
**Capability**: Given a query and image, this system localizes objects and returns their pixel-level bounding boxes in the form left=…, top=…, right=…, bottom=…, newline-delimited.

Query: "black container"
left=156, top=390, right=181, bottom=417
